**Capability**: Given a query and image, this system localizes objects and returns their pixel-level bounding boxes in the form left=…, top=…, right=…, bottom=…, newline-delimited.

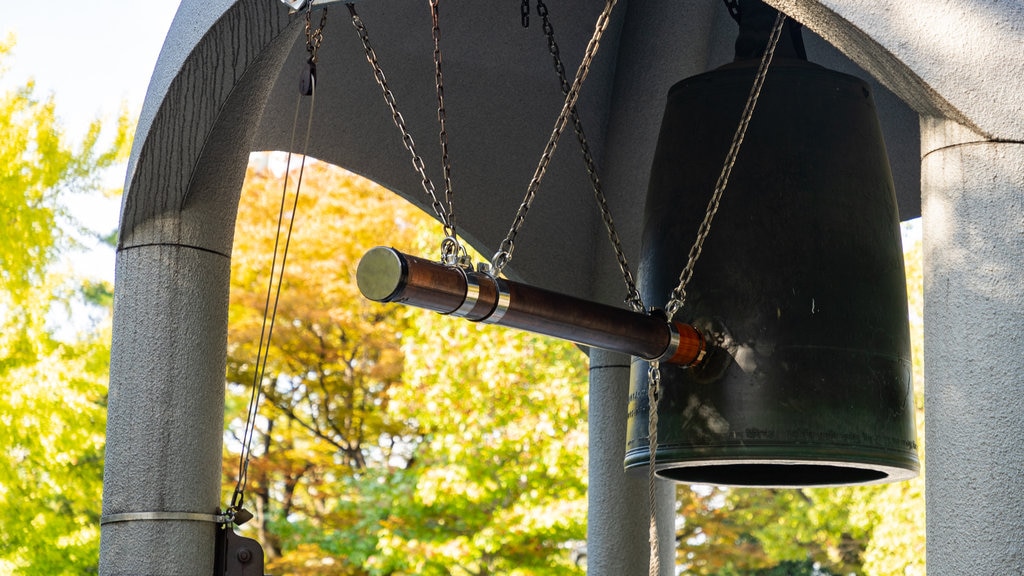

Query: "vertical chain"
left=535, top=0, right=643, bottom=312
left=430, top=0, right=462, bottom=262
left=490, top=0, right=619, bottom=276
left=664, top=10, right=787, bottom=320
left=305, top=5, right=328, bottom=63
left=644, top=11, right=788, bottom=574
left=346, top=4, right=456, bottom=257
left=647, top=360, right=662, bottom=575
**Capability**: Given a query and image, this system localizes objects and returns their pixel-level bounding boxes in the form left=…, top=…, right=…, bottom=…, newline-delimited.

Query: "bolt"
left=237, top=547, right=252, bottom=563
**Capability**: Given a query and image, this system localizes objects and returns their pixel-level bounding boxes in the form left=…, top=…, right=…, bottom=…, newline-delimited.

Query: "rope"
left=646, top=10, right=788, bottom=575
left=230, top=60, right=320, bottom=518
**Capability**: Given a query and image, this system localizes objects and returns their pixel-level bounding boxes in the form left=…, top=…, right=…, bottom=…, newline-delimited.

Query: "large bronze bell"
left=624, top=5, right=919, bottom=487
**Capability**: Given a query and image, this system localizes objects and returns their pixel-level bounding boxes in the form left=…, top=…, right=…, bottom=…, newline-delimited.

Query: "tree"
left=0, top=36, right=130, bottom=573
left=224, top=155, right=588, bottom=574
left=224, top=155, right=423, bottom=571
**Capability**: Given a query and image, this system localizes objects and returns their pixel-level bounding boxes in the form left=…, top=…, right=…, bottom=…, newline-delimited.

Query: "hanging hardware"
left=521, top=0, right=531, bottom=27
left=347, top=3, right=464, bottom=263
left=227, top=13, right=323, bottom=540
left=722, top=0, right=742, bottom=23
left=430, top=0, right=465, bottom=264
left=490, top=0, right=619, bottom=277
left=641, top=7, right=785, bottom=573
left=300, top=4, right=328, bottom=95
left=280, top=0, right=352, bottom=12
left=628, top=0, right=917, bottom=489
left=215, top=524, right=266, bottom=576
left=356, top=247, right=706, bottom=366
left=533, top=0, right=643, bottom=312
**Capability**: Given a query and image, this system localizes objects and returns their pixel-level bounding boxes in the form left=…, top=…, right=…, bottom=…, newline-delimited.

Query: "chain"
left=722, top=0, right=742, bottom=23
left=521, top=0, right=530, bottom=27
left=646, top=360, right=662, bottom=575
left=347, top=3, right=458, bottom=261
left=535, top=0, right=643, bottom=312
left=305, top=5, right=327, bottom=63
left=431, top=0, right=464, bottom=263
left=231, top=31, right=323, bottom=521
left=490, top=0, right=620, bottom=276
left=642, top=11, right=788, bottom=574
left=663, top=10, right=786, bottom=320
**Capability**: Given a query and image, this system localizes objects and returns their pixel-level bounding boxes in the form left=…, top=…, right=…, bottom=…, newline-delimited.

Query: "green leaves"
left=0, top=38, right=127, bottom=574
left=225, top=157, right=588, bottom=574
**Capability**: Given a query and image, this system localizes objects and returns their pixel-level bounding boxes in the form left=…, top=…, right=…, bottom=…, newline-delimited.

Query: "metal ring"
left=100, top=511, right=228, bottom=526
left=449, top=270, right=481, bottom=318
left=483, top=277, right=511, bottom=324
left=656, top=322, right=682, bottom=363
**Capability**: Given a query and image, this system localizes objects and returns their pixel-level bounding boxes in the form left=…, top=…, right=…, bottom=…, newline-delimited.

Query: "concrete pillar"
left=588, top=349, right=675, bottom=574
left=921, top=118, right=1024, bottom=573
left=100, top=244, right=231, bottom=574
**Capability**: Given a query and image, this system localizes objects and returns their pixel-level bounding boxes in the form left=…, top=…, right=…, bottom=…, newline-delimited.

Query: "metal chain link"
left=722, top=0, right=742, bottom=23
left=663, top=10, right=787, bottom=320
left=491, top=0, right=620, bottom=276
left=430, top=0, right=464, bottom=263
left=647, top=360, right=662, bottom=576
left=644, top=12, right=787, bottom=575
left=535, top=0, right=643, bottom=312
left=346, top=3, right=457, bottom=261
left=305, top=5, right=328, bottom=63
left=521, top=0, right=531, bottom=28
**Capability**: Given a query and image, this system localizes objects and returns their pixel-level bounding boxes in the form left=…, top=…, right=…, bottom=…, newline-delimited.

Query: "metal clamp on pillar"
left=356, top=246, right=706, bottom=366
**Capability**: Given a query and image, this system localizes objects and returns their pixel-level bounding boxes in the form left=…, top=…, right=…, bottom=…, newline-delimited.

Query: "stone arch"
left=103, top=0, right=1023, bottom=573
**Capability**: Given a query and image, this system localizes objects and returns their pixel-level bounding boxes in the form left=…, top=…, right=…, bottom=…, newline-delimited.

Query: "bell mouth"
left=652, top=460, right=916, bottom=488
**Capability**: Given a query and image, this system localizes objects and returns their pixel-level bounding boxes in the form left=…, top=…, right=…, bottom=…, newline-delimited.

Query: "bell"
left=623, top=3, right=919, bottom=487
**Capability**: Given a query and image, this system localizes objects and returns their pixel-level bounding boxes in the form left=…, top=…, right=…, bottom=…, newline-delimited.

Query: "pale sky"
left=0, top=0, right=921, bottom=283
left=2, top=0, right=182, bottom=141
left=2, top=0, right=182, bottom=284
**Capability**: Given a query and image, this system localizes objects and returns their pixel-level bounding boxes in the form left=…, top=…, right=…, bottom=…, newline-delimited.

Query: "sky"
left=2, top=0, right=183, bottom=282
left=2, top=0, right=182, bottom=141
left=0, top=0, right=921, bottom=285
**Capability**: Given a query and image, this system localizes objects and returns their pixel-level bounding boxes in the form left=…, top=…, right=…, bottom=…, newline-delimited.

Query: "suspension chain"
left=347, top=3, right=459, bottom=262
left=646, top=359, right=662, bottom=575
left=722, top=0, right=742, bottom=23
left=430, top=0, right=464, bottom=263
left=535, top=0, right=643, bottom=312
left=643, top=10, right=787, bottom=575
left=490, top=0, right=620, bottom=277
left=663, top=10, right=787, bottom=320
left=305, top=5, right=328, bottom=62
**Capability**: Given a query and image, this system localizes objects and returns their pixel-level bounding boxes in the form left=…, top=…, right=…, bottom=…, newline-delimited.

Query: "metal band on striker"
left=449, top=269, right=481, bottom=318
left=482, top=277, right=511, bottom=324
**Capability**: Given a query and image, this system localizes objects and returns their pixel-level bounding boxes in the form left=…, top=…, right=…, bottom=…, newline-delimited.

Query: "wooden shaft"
left=356, top=246, right=705, bottom=366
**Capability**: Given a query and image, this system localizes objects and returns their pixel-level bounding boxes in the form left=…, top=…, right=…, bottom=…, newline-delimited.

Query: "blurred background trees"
left=0, top=30, right=925, bottom=570
left=0, top=38, right=130, bottom=573
left=224, top=155, right=925, bottom=575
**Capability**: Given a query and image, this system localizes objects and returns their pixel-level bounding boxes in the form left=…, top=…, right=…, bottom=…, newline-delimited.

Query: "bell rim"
left=624, top=453, right=920, bottom=488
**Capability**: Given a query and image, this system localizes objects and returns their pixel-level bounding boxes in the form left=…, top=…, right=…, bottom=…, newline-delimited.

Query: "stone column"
left=100, top=243, right=231, bottom=574
left=921, top=118, right=1024, bottom=573
left=588, top=349, right=676, bottom=574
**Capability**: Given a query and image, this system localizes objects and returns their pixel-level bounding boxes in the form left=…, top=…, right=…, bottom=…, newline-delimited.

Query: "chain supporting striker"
left=430, top=0, right=464, bottom=265
left=490, top=0, right=620, bottom=277
left=643, top=11, right=787, bottom=575
left=535, top=0, right=643, bottom=313
left=663, top=10, right=787, bottom=321
left=347, top=3, right=462, bottom=264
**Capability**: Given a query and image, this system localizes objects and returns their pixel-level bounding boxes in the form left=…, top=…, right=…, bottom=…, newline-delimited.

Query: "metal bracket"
left=100, top=511, right=229, bottom=525
left=214, top=525, right=266, bottom=576
left=280, top=0, right=356, bottom=11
